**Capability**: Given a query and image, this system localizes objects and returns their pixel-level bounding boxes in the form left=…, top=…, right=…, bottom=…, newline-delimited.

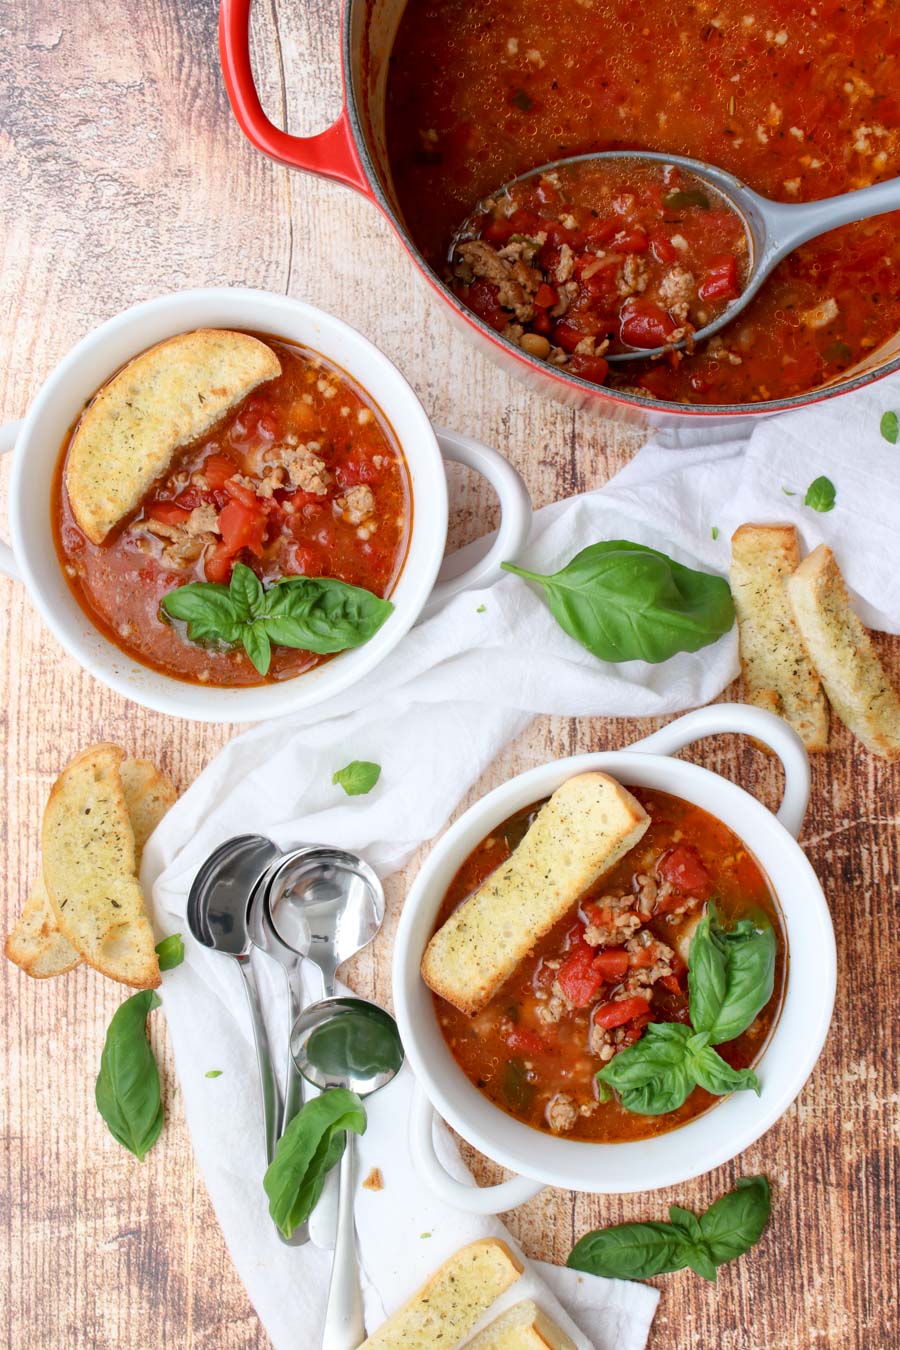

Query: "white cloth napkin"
left=145, top=373, right=900, bottom=1350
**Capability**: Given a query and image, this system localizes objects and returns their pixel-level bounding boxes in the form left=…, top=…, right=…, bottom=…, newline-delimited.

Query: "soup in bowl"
left=393, top=705, right=835, bottom=1210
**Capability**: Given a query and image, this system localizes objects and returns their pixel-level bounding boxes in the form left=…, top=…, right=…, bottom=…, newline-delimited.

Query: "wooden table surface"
left=2, top=2, right=898, bottom=1347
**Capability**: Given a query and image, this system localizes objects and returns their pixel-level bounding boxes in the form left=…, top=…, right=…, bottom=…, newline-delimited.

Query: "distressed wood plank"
left=1, top=0, right=898, bottom=1347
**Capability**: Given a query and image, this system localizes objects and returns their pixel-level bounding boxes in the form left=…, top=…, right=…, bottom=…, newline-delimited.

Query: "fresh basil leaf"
left=689, top=1043, right=761, bottom=1096
left=689, top=905, right=776, bottom=1044
left=160, top=583, right=241, bottom=644
left=230, top=561, right=265, bottom=619
left=332, top=760, right=381, bottom=797
left=263, top=1088, right=366, bottom=1238
left=568, top=1221, right=691, bottom=1279
left=698, top=1175, right=771, bottom=1265
left=95, top=990, right=163, bottom=1161
left=502, top=541, right=734, bottom=664
left=569, top=1177, right=771, bottom=1283
left=597, top=1022, right=695, bottom=1115
left=263, top=577, right=393, bottom=654
left=804, top=475, right=836, bottom=513
left=663, top=189, right=711, bottom=210
left=880, top=410, right=899, bottom=444
left=242, top=621, right=272, bottom=676
left=155, top=934, right=185, bottom=971
left=205, top=1069, right=223, bottom=1079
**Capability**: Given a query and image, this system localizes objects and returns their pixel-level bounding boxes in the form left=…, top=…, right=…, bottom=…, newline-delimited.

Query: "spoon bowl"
left=452, top=149, right=900, bottom=360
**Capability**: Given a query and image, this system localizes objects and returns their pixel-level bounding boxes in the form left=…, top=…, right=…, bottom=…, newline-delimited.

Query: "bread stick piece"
left=462, top=1298, right=577, bottom=1350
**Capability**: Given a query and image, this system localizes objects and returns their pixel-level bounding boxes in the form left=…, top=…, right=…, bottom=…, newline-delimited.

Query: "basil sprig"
left=95, top=990, right=163, bottom=1160
left=263, top=1089, right=366, bottom=1238
left=598, top=905, right=774, bottom=1115
left=568, top=1176, right=771, bottom=1282
left=161, top=563, right=393, bottom=676
left=502, top=541, right=734, bottom=664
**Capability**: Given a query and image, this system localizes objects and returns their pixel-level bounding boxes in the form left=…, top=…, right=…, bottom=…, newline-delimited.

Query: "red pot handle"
left=219, top=0, right=372, bottom=197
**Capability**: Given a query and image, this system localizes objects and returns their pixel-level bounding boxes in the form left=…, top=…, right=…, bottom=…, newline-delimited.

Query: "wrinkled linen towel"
left=145, top=372, right=900, bottom=1350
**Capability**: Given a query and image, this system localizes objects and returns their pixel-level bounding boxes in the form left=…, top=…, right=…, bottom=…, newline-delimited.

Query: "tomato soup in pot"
left=385, top=0, right=900, bottom=405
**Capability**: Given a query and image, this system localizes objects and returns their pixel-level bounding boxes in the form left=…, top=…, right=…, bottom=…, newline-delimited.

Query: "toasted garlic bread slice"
left=788, top=544, right=900, bottom=760
left=42, top=745, right=160, bottom=988
left=422, top=773, right=650, bottom=1015
left=462, top=1299, right=576, bottom=1350
left=66, top=329, right=281, bottom=543
left=6, top=758, right=176, bottom=980
left=361, top=1240, right=523, bottom=1349
left=730, top=524, right=829, bottom=752
left=5, top=877, right=82, bottom=979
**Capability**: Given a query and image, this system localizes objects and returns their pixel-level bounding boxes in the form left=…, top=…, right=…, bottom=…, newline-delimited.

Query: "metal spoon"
left=291, top=997, right=404, bottom=1350
left=265, top=848, right=385, bottom=1002
left=186, top=835, right=282, bottom=1165
left=451, top=149, right=900, bottom=360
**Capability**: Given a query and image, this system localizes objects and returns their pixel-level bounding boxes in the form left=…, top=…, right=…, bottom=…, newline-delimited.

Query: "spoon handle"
left=321, top=1132, right=366, bottom=1350
left=278, top=962, right=311, bottom=1247
left=238, top=956, right=281, bottom=1166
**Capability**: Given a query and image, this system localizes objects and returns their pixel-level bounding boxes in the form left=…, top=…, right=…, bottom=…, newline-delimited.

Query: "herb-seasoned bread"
left=422, top=773, right=650, bottom=1015
left=66, top=328, right=281, bottom=543
left=41, top=745, right=161, bottom=988
left=787, top=544, right=900, bottom=760
left=361, top=1240, right=523, bottom=1348
left=462, top=1299, right=577, bottom=1350
left=730, top=523, right=829, bottom=751
left=6, top=757, right=175, bottom=981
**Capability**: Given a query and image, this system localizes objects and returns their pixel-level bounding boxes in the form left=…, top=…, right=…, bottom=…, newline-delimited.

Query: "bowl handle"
left=421, top=428, right=532, bottom=619
left=218, top=0, right=372, bottom=196
left=628, top=703, right=810, bottom=839
left=0, top=419, right=23, bottom=581
left=409, top=1084, right=544, bottom=1213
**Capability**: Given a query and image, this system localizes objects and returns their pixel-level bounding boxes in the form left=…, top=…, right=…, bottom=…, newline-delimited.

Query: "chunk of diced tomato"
left=650, top=232, right=679, bottom=264
left=628, top=943, right=657, bottom=970
left=620, top=301, right=678, bottom=349
left=557, top=943, right=606, bottom=1008
left=147, top=501, right=191, bottom=526
left=218, top=498, right=267, bottom=557
left=202, top=452, right=241, bottom=490
left=659, top=973, right=682, bottom=995
left=535, top=282, right=559, bottom=309
left=592, top=948, right=630, bottom=980
left=593, top=996, right=652, bottom=1030
left=506, top=1027, right=546, bottom=1057
left=204, top=541, right=234, bottom=584
left=613, top=228, right=649, bottom=254
left=567, top=352, right=610, bottom=384
left=656, top=844, right=712, bottom=897
left=464, top=279, right=509, bottom=333
left=698, top=256, right=740, bottom=302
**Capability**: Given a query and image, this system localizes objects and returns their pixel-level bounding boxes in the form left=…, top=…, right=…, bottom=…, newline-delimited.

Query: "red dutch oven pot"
left=219, top=0, right=900, bottom=428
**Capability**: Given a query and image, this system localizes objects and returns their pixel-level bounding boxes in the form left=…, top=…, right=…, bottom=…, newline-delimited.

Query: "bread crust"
left=461, top=1298, right=577, bottom=1350
left=787, top=544, right=900, bottom=760
left=730, top=523, right=829, bottom=752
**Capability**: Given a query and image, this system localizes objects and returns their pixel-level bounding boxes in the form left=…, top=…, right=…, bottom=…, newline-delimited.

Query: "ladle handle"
left=277, top=963, right=311, bottom=1247
left=760, top=174, right=900, bottom=265
left=321, top=1132, right=366, bottom=1350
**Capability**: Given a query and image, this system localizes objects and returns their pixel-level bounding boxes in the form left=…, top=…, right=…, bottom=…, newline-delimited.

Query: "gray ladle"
left=186, top=834, right=282, bottom=1165
left=453, top=149, right=900, bottom=360
left=291, top=997, right=404, bottom=1350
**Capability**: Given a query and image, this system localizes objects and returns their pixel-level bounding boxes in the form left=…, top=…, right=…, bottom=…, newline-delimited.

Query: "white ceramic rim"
left=4, top=287, right=448, bottom=721
left=393, top=714, right=837, bottom=1194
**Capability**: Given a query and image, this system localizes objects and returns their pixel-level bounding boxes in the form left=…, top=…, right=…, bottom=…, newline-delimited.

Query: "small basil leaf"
left=669, top=1205, right=703, bottom=1242
left=683, top=1244, right=720, bottom=1282
left=804, top=475, right=836, bottom=513
left=229, top=561, right=265, bottom=619
left=264, top=1089, right=366, bottom=1238
left=502, top=540, right=734, bottom=664
left=663, top=189, right=711, bottom=210
left=597, top=1021, right=695, bottom=1115
left=689, top=1043, right=761, bottom=1096
left=160, top=583, right=240, bottom=643
left=332, top=760, right=381, bottom=797
left=242, top=622, right=272, bottom=676
left=568, top=1221, right=690, bottom=1279
left=689, top=904, right=776, bottom=1044
left=95, top=990, right=163, bottom=1161
left=698, top=1175, right=771, bottom=1266
left=155, top=934, right=185, bottom=971
left=880, top=410, right=899, bottom=444
left=205, top=1069, right=223, bottom=1079
left=263, top=577, right=394, bottom=654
